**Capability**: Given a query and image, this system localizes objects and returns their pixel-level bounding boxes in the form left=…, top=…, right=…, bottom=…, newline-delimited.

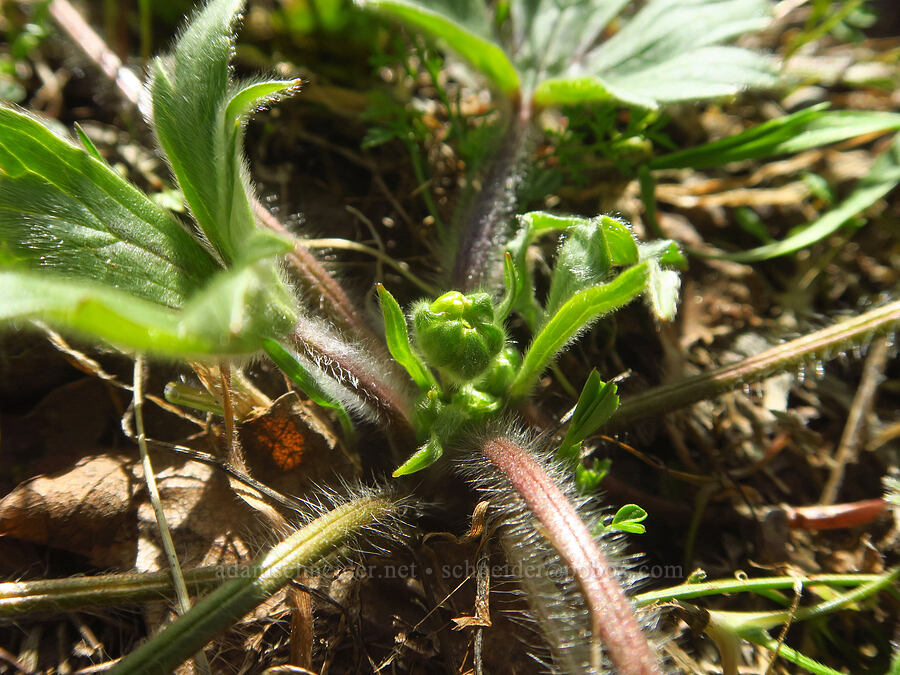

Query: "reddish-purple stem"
left=451, top=100, right=533, bottom=292
left=481, top=437, right=661, bottom=675
left=254, top=202, right=385, bottom=347
left=292, top=320, right=415, bottom=439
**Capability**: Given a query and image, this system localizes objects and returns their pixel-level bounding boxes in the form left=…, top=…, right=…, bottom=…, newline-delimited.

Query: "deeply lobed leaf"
left=361, top=0, right=776, bottom=109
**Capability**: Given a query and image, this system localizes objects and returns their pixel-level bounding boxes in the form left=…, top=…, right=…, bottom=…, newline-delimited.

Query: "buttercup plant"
left=1, top=0, right=899, bottom=673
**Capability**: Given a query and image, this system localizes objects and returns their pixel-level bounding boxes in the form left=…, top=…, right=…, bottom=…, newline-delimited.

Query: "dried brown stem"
left=481, top=437, right=660, bottom=675
left=820, top=336, right=891, bottom=504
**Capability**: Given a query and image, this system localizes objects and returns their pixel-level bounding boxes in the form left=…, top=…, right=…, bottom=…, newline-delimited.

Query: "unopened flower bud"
left=413, top=291, right=504, bottom=380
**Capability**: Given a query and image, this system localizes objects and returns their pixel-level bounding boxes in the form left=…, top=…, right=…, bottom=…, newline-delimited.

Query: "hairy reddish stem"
left=292, top=320, right=415, bottom=437
left=451, top=100, right=533, bottom=292
left=253, top=202, right=385, bottom=345
left=608, top=299, right=900, bottom=431
left=481, top=437, right=660, bottom=675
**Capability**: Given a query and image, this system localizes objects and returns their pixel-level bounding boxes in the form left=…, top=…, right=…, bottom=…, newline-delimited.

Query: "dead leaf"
left=0, top=453, right=136, bottom=568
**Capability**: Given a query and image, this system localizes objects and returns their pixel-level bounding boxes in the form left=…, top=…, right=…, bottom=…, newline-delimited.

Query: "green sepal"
left=509, top=262, right=650, bottom=399
left=450, top=385, right=502, bottom=419
left=558, top=369, right=619, bottom=460
left=475, top=346, right=522, bottom=397
left=376, top=284, right=438, bottom=392
left=393, top=435, right=444, bottom=476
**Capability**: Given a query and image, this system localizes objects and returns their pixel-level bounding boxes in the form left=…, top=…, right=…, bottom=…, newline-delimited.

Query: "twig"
left=821, top=336, right=891, bottom=504
left=300, top=237, right=437, bottom=295
left=132, top=356, right=211, bottom=675
left=48, top=0, right=142, bottom=107
left=147, top=439, right=306, bottom=513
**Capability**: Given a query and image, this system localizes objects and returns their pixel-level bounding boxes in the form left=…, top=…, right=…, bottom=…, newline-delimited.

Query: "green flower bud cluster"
left=413, top=291, right=505, bottom=381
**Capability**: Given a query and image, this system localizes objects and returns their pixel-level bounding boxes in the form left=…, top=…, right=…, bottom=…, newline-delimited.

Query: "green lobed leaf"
left=0, top=106, right=218, bottom=308
left=359, top=0, right=520, bottom=95
left=508, top=0, right=630, bottom=89
left=650, top=104, right=900, bottom=170
left=150, top=0, right=294, bottom=266
left=711, top=131, right=900, bottom=262
left=509, top=262, right=650, bottom=399
left=376, top=284, right=438, bottom=392
left=537, top=0, right=775, bottom=108
left=607, top=504, right=648, bottom=534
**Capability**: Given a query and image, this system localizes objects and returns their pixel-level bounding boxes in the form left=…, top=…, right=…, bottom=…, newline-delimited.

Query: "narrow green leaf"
left=558, top=370, right=619, bottom=459
left=532, top=75, right=623, bottom=108
left=360, top=0, right=520, bottom=95
left=497, top=251, right=518, bottom=321
left=519, top=210, right=581, bottom=234
left=651, top=106, right=900, bottom=170
left=393, top=436, right=443, bottom=476
left=0, top=106, right=218, bottom=307
left=602, top=46, right=775, bottom=107
left=0, top=271, right=255, bottom=356
left=376, top=284, right=438, bottom=392
left=262, top=339, right=344, bottom=411
left=509, top=262, right=650, bottom=399
left=224, top=78, right=300, bottom=127
left=711, top=132, right=900, bottom=261
left=73, top=123, right=104, bottom=162
left=505, top=219, right=541, bottom=329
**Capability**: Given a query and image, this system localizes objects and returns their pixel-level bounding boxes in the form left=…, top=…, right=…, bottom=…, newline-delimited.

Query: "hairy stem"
left=608, top=299, right=900, bottom=431
left=292, top=319, right=416, bottom=436
left=481, top=437, right=660, bottom=675
left=451, top=100, right=533, bottom=292
left=112, top=493, right=399, bottom=674
left=0, top=568, right=229, bottom=619
left=253, top=201, right=384, bottom=346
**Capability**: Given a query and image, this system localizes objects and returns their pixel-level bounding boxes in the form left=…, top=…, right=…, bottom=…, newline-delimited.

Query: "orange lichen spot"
left=251, top=414, right=305, bottom=470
